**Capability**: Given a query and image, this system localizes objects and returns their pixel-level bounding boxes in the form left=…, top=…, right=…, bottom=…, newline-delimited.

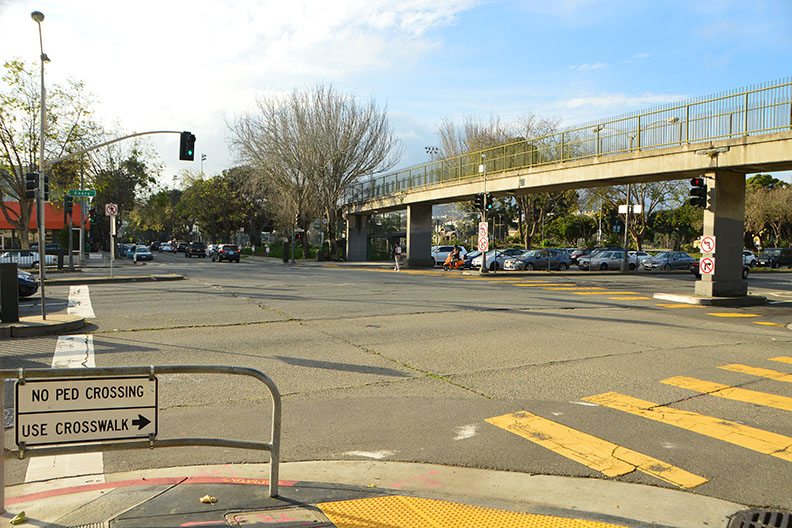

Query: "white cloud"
left=570, top=61, right=608, bottom=71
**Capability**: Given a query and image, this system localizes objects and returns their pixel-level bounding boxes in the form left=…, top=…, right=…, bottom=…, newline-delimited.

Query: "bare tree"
left=230, top=84, right=400, bottom=259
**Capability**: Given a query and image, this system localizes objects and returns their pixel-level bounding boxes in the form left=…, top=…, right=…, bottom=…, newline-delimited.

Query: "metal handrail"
left=1, top=365, right=282, bottom=498
left=342, top=77, right=792, bottom=206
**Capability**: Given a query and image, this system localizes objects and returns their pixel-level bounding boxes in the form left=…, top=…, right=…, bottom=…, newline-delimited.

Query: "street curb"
left=0, top=314, right=86, bottom=338
left=45, top=274, right=185, bottom=286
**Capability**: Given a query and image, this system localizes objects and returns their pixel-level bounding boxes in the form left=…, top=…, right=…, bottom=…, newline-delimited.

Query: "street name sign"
left=68, top=189, right=96, bottom=198
left=16, top=376, right=158, bottom=447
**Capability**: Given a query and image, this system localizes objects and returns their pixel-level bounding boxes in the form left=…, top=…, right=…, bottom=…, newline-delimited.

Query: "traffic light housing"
left=25, top=172, right=37, bottom=199
left=179, top=131, right=196, bottom=161
left=485, top=193, right=494, bottom=210
left=689, top=177, right=707, bottom=208
left=474, top=193, right=484, bottom=210
left=65, top=196, right=73, bottom=215
left=42, top=175, right=49, bottom=202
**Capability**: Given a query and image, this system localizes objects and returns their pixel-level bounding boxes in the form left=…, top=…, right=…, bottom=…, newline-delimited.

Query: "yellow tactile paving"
left=582, top=392, right=792, bottom=462
left=706, top=313, right=760, bottom=318
left=318, top=495, right=631, bottom=528
left=770, top=356, right=792, bottom=364
left=661, top=376, right=792, bottom=412
left=485, top=411, right=706, bottom=488
left=718, top=363, right=792, bottom=383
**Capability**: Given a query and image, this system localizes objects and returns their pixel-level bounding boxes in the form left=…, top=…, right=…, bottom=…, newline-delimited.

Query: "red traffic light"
left=690, top=177, right=705, bottom=187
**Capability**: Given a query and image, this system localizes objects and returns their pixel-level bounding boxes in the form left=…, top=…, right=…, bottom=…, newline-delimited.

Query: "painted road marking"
left=573, top=291, right=639, bottom=296
left=656, top=304, right=696, bottom=308
left=485, top=411, right=707, bottom=488
left=754, top=322, right=787, bottom=327
left=543, top=286, right=603, bottom=290
left=25, top=335, right=105, bottom=485
left=67, top=285, right=95, bottom=319
left=770, top=357, right=792, bottom=364
left=661, top=376, right=792, bottom=412
left=719, top=364, right=792, bottom=383
left=609, top=297, right=651, bottom=300
left=706, top=313, right=760, bottom=318
left=582, top=392, right=792, bottom=462
left=516, top=283, right=575, bottom=287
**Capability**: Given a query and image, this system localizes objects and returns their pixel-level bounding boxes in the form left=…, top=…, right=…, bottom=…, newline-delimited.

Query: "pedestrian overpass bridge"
left=342, top=79, right=792, bottom=297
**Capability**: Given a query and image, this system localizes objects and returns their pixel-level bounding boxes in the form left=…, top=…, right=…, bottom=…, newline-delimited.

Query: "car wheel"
left=431, top=258, right=436, bottom=266
left=559, top=262, right=568, bottom=271
left=600, top=263, right=608, bottom=270
left=742, top=267, right=749, bottom=279
left=527, top=263, right=535, bottom=271
left=489, top=262, right=497, bottom=271
left=629, top=263, right=635, bottom=271
left=663, top=263, right=671, bottom=271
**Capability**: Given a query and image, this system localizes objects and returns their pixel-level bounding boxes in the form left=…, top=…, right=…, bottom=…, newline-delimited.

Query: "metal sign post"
left=106, top=204, right=117, bottom=278
left=479, top=155, right=489, bottom=275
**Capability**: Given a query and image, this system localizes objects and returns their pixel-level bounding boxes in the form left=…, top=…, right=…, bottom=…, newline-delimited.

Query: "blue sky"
left=1, top=0, right=791, bottom=182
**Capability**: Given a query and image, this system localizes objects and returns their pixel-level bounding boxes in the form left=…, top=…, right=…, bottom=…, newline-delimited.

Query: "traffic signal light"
left=25, top=172, right=37, bottom=199
left=689, top=177, right=707, bottom=208
left=473, top=193, right=484, bottom=210
left=89, top=210, right=96, bottom=223
left=65, top=196, right=73, bottom=215
left=179, top=131, right=196, bottom=161
left=485, top=193, right=494, bottom=210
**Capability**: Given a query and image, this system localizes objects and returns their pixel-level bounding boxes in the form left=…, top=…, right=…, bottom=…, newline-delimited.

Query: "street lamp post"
left=32, top=10, right=49, bottom=320
left=479, top=154, right=489, bottom=275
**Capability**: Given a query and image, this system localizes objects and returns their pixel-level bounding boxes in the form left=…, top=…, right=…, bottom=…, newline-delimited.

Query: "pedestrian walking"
left=393, top=242, right=402, bottom=271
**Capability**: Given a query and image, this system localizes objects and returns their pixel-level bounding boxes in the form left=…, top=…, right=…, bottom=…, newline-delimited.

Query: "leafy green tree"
left=746, top=173, right=788, bottom=190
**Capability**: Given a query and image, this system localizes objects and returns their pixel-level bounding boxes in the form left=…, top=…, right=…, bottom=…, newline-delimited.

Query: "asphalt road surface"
left=3, top=253, right=792, bottom=510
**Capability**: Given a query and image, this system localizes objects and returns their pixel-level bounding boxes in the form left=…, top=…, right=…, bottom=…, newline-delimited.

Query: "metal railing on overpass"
left=342, top=78, right=792, bottom=206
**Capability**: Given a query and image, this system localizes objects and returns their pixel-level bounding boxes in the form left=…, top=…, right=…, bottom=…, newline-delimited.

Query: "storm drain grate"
left=729, top=509, right=792, bottom=528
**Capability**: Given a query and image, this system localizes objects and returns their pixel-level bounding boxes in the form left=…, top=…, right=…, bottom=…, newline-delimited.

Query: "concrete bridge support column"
left=407, top=204, right=433, bottom=267
left=345, top=214, right=369, bottom=262
left=694, top=170, right=747, bottom=297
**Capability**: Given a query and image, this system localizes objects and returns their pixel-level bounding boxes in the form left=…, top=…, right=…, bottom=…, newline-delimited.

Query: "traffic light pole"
left=43, top=130, right=187, bottom=169
left=480, top=155, right=489, bottom=275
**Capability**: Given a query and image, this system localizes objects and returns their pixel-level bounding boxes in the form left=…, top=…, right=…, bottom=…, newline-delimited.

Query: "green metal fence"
left=342, top=78, right=792, bottom=206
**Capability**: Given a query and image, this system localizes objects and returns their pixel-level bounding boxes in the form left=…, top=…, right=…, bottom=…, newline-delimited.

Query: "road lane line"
left=754, top=322, right=787, bottom=327
left=485, top=411, right=707, bottom=488
left=67, top=285, right=95, bottom=319
left=656, top=304, right=696, bottom=308
left=542, top=286, right=603, bottom=290
left=516, top=283, right=575, bottom=287
left=609, top=297, right=651, bottom=300
left=661, top=376, right=792, bottom=412
left=24, top=335, right=105, bottom=484
left=770, top=357, right=792, bottom=364
left=573, top=291, right=639, bottom=295
left=718, top=364, right=792, bottom=383
left=582, top=392, right=792, bottom=462
left=705, top=313, right=759, bottom=318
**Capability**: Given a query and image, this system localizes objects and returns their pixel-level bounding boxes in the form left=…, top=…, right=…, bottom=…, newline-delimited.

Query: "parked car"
left=504, top=249, right=570, bottom=271
left=470, top=248, right=524, bottom=271
left=589, top=250, right=632, bottom=271
left=569, top=248, right=591, bottom=266
left=159, top=243, right=174, bottom=253
left=150, top=241, right=161, bottom=252
left=463, top=250, right=481, bottom=269
left=205, top=244, right=217, bottom=257
left=212, top=244, right=240, bottom=263
left=132, top=245, right=153, bottom=262
left=742, top=250, right=757, bottom=267
left=31, top=243, right=64, bottom=254
left=430, top=245, right=467, bottom=266
left=175, top=242, right=189, bottom=253
left=577, top=247, right=625, bottom=270
left=642, top=251, right=696, bottom=270
left=0, top=251, right=57, bottom=268
left=691, top=260, right=749, bottom=279
left=17, top=269, right=38, bottom=297
left=756, top=248, right=792, bottom=268
left=186, top=242, right=207, bottom=258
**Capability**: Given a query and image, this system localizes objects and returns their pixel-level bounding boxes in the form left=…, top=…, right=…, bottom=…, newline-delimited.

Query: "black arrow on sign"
left=132, top=414, right=151, bottom=430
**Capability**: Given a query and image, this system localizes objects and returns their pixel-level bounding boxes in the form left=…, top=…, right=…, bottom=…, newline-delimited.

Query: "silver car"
left=504, top=249, right=570, bottom=271
left=642, top=251, right=696, bottom=270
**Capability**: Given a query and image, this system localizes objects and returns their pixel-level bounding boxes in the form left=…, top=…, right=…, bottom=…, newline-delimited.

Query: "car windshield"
left=223, top=246, right=236, bottom=251
left=763, top=249, right=780, bottom=256
left=653, top=252, right=671, bottom=259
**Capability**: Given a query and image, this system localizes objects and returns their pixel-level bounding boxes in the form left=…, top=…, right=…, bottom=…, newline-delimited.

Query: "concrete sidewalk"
left=2, top=461, right=747, bottom=528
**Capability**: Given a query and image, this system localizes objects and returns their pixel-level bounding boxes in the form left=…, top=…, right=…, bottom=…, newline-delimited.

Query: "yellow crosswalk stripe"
left=485, top=411, right=707, bottom=488
left=656, top=304, right=696, bottom=308
left=770, top=357, right=792, bottom=364
left=609, top=297, right=651, bottom=300
left=573, top=291, right=639, bottom=295
left=718, top=364, right=792, bottom=383
left=543, top=286, right=603, bottom=290
left=582, top=392, right=792, bottom=462
left=515, top=283, right=575, bottom=287
left=661, top=376, right=792, bottom=412
left=706, top=313, right=760, bottom=318
left=755, top=322, right=787, bottom=327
